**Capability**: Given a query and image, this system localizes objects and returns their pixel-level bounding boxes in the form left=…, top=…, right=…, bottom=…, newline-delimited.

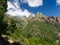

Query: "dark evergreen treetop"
left=0, top=0, right=7, bottom=13
left=0, top=0, right=7, bottom=35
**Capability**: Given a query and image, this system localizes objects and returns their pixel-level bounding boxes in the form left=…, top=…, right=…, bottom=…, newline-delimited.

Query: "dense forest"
left=0, top=0, right=60, bottom=45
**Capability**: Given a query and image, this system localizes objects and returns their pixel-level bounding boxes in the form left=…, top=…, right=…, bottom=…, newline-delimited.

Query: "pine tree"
left=0, top=0, right=7, bottom=13
left=0, top=0, right=7, bottom=35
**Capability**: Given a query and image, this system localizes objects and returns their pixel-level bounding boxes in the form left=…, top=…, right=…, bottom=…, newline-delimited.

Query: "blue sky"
left=7, top=0, right=60, bottom=17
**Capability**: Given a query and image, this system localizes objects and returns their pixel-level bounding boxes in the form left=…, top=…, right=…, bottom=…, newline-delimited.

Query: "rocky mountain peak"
left=6, top=13, right=60, bottom=24
left=35, top=12, right=43, bottom=18
left=28, top=14, right=34, bottom=20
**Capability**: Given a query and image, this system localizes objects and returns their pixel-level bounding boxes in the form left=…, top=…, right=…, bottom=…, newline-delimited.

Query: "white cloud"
left=6, top=0, right=34, bottom=17
left=21, top=0, right=43, bottom=7
left=56, top=0, right=60, bottom=5
left=26, top=0, right=43, bottom=7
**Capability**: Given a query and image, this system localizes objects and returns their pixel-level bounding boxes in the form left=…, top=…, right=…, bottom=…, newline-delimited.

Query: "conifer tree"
left=0, top=0, right=7, bottom=35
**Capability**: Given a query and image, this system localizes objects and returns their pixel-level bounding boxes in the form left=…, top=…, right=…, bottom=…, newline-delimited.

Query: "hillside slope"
left=2, top=13, right=60, bottom=45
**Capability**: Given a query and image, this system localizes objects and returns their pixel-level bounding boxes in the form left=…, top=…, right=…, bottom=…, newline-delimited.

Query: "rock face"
left=28, top=14, right=33, bottom=20
left=48, top=16, right=60, bottom=24
left=21, top=16, right=27, bottom=22
left=20, top=12, right=60, bottom=24
left=7, top=12, right=60, bottom=24
left=56, top=17, right=60, bottom=23
left=35, top=12, right=43, bottom=18
left=33, top=12, right=45, bottom=22
left=47, top=16, right=57, bottom=24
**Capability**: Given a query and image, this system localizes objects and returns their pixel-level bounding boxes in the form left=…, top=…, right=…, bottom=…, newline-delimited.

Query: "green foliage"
left=0, top=0, right=7, bottom=22
left=0, top=0, right=7, bottom=13
left=4, top=16, right=60, bottom=45
left=0, top=0, right=7, bottom=35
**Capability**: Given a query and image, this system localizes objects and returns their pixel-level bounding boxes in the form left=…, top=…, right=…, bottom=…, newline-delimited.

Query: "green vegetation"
left=0, top=0, right=7, bottom=13
left=3, top=16, right=60, bottom=45
left=0, top=0, right=7, bottom=36
left=0, top=0, right=60, bottom=45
